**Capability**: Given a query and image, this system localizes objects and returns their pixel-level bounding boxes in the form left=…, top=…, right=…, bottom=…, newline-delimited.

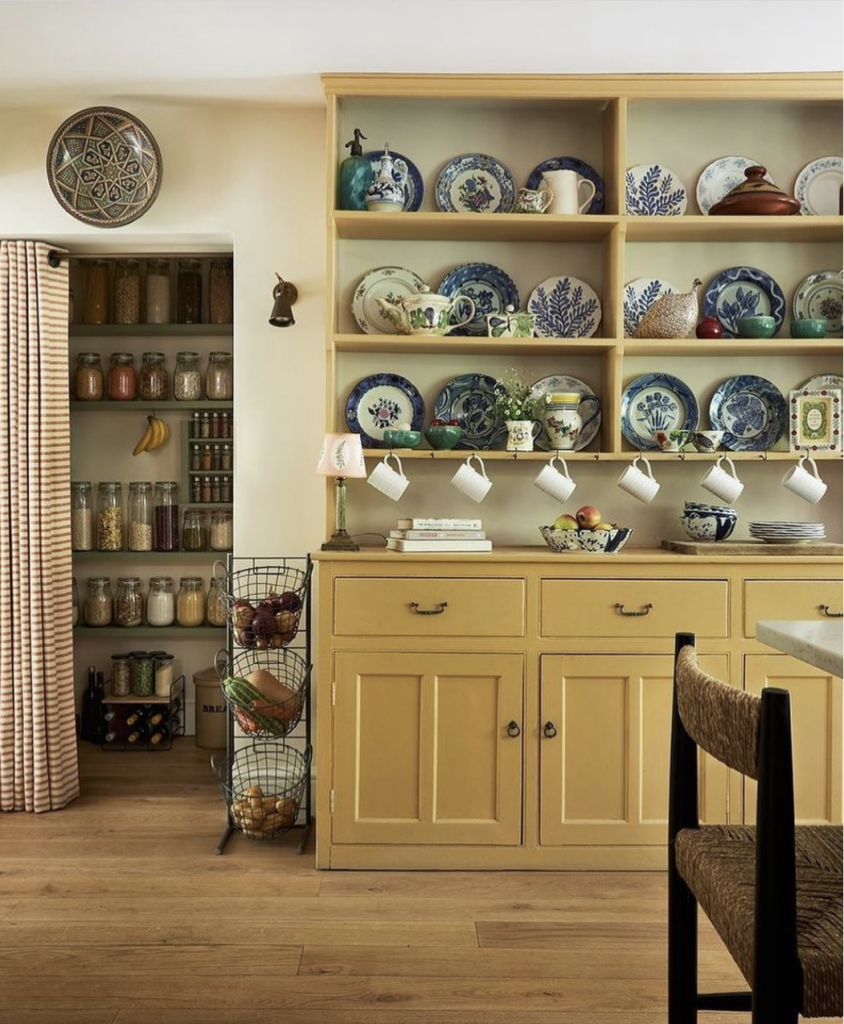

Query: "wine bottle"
left=125, top=708, right=148, bottom=728
left=149, top=724, right=171, bottom=746
left=126, top=723, right=149, bottom=744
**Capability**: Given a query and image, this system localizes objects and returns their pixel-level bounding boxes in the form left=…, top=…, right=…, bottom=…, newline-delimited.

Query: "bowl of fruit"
left=425, top=418, right=464, bottom=450
left=540, top=505, right=632, bottom=554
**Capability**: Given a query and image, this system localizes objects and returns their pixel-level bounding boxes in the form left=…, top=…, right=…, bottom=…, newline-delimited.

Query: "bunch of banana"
left=132, top=415, right=169, bottom=456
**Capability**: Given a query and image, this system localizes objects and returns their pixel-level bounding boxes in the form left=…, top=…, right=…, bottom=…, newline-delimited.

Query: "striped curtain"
left=0, top=241, right=79, bottom=812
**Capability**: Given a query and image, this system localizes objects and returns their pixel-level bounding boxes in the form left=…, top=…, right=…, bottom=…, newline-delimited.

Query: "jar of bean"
left=127, top=481, right=153, bottom=551
left=174, top=351, right=202, bottom=401
left=115, top=577, right=144, bottom=627
left=147, top=576, right=175, bottom=627
left=177, top=259, right=202, bottom=324
left=110, top=654, right=132, bottom=698
left=71, top=480, right=94, bottom=550
left=208, top=258, right=233, bottom=323
left=84, top=577, right=113, bottom=626
left=210, top=509, right=233, bottom=551
left=153, top=481, right=179, bottom=552
left=114, top=259, right=140, bottom=324
left=130, top=652, right=154, bottom=697
left=83, top=259, right=110, bottom=324
left=205, top=351, right=233, bottom=400
left=145, top=259, right=170, bottom=323
left=107, top=352, right=137, bottom=401
left=75, top=352, right=104, bottom=401
left=206, top=575, right=227, bottom=627
left=181, top=509, right=208, bottom=551
left=176, top=576, right=206, bottom=627
left=97, top=482, right=124, bottom=551
left=139, top=351, right=169, bottom=401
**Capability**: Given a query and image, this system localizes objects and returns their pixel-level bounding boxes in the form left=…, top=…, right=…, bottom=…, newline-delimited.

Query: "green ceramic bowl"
left=383, top=429, right=421, bottom=449
left=790, top=318, right=828, bottom=339
left=736, top=315, right=777, bottom=338
left=424, top=425, right=463, bottom=450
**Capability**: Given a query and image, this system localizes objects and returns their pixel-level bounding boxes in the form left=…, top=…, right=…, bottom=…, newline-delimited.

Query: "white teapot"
left=376, top=284, right=476, bottom=336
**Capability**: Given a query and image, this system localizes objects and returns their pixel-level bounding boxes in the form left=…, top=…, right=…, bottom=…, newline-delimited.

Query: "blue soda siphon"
left=337, top=128, right=372, bottom=211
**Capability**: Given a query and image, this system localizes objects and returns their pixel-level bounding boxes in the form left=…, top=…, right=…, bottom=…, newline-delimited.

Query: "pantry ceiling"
left=0, top=0, right=841, bottom=109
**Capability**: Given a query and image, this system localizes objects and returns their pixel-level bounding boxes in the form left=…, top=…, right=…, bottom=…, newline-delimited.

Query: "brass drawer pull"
left=615, top=602, right=653, bottom=617
left=507, top=721, right=521, bottom=738
left=820, top=604, right=843, bottom=618
left=543, top=721, right=557, bottom=739
left=410, top=601, right=449, bottom=616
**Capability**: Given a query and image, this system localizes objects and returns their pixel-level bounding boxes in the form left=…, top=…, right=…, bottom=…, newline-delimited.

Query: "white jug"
left=540, top=169, right=596, bottom=215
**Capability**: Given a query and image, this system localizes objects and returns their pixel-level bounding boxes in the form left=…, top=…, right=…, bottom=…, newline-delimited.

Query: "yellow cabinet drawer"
left=540, top=579, right=728, bottom=638
left=744, top=579, right=843, bottom=637
left=334, top=577, right=526, bottom=638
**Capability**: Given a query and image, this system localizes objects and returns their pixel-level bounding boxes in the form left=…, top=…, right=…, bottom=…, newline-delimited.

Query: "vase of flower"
left=495, top=368, right=540, bottom=452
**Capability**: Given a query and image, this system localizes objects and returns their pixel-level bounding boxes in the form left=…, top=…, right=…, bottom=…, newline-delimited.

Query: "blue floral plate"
left=528, top=275, right=602, bottom=338
left=435, top=154, right=515, bottom=214
left=432, top=373, right=507, bottom=450
left=703, top=266, right=786, bottom=338
left=345, top=373, right=425, bottom=448
left=525, top=156, right=604, bottom=214
left=438, top=262, right=519, bottom=337
left=621, top=372, right=699, bottom=451
left=363, top=150, right=423, bottom=212
left=623, top=278, right=678, bottom=337
left=709, top=374, right=787, bottom=452
left=625, top=164, right=687, bottom=216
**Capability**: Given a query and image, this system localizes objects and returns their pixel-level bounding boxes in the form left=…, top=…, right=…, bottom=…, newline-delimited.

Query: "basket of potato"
left=221, top=649, right=310, bottom=738
left=214, top=560, right=312, bottom=650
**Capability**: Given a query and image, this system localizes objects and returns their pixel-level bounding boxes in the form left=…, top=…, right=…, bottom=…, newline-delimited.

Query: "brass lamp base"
left=321, top=531, right=359, bottom=552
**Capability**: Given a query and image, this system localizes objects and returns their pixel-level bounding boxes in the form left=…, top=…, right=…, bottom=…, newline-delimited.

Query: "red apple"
left=576, top=505, right=602, bottom=529
left=696, top=316, right=723, bottom=339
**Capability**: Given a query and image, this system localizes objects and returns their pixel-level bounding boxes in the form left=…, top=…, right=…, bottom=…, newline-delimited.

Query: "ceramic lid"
left=709, top=165, right=801, bottom=216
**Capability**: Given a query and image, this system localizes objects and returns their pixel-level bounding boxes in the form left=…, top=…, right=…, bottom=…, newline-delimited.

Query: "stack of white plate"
left=749, top=521, right=826, bottom=544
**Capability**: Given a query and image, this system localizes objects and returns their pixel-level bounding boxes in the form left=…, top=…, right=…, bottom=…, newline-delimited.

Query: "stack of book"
left=386, top=517, right=492, bottom=552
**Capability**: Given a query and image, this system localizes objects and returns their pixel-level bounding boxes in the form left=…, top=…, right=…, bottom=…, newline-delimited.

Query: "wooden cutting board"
left=662, top=540, right=843, bottom=556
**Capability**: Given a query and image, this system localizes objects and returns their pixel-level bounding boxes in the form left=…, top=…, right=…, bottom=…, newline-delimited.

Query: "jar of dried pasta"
left=97, top=482, right=123, bottom=551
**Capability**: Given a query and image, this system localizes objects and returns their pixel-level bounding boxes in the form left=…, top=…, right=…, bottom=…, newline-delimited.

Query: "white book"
left=390, top=529, right=486, bottom=540
left=396, top=517, right=483, bottom=530
left=387, top=538, right=493, bottom=552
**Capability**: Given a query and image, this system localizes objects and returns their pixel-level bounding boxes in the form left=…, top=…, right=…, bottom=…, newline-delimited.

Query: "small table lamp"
left=316, top=433, right=367, bottom=551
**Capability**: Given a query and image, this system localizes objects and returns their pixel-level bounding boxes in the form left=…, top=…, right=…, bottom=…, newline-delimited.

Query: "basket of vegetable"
left=220, top=648, right=310, bottom=738
left=214, top=560, right=312, bottom=650
left=212, top=741, right=311, bottom=840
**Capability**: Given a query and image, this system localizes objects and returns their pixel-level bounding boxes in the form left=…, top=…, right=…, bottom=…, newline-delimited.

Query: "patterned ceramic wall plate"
left=621, top=372, right=699, bottom=451
left=695, top=156, right=771, bottom=215
left=437, top=262, right=519, bottom=337
left=623, top=278, right=679, bottom=337
left=703, top=266, right=786, bottom=337
left=351, top=266, right=427, bottom=334
left=709, top=374, right=787, bottom=452
left=363, top=150, right=423, bottom=212
left=432, top=373, right=507, bottom=450
left=793, top=157, right=843, bottom=216
left=529, top=374, right=602, bottom=451
left=435, top=154, right=515, bottom=213
left=525, top=157, right=604, bottom=214
left=625, top=165, right=687, bottom=216
left=47, top=107, right=162, bottom=227
left=793, top=269, right=843, bottom=335
left=345, top=373, right=425, bottom=448
left=527, top=275, right=602, bottom=338
left=798, top=373, right=844, bottom=392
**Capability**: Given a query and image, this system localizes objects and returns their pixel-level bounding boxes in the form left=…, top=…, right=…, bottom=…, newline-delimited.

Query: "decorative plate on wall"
left=47, top=107, right=162, bottom=227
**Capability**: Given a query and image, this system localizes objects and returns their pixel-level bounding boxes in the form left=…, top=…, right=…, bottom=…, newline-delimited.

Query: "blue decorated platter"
left=529, top=374, right=602, bottom=452
left=438, top=262, right=519, bottom=337
left=435, top=153, right=515, bottom=214
left=709, top=374, right=787, bottom=452
left=363, top=149, right=423, bottom=212
left=793, top=269, right=843, bottom=335
left=621, top=372, right=699, bottom=451
left=432, top=373, right=507, bottom=450
left=625, top=164, right=687, bottom=216
left=794, top=157, right=843, bottom=216
left=525, top=156, right=604, bottom=214
left=703, top=266, right=786, bottom=337
left=695, top=156, right=772, bottom=215
left=623, top=278, right=679, bottom=338
left=345, top=373, right=425, bottom=448
left=527, top=275, right=602, bottom=338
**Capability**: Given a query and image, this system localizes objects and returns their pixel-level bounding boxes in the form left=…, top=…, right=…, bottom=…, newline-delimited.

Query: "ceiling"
left=1, top=0, right=841, bottom=109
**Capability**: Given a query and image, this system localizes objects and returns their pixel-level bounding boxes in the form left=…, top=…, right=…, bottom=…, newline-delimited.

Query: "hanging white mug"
left=540, top=169, right=597, bottom=215
left=617, top=454, right=660, bottom=504
left=367, top=452, right=409, bottom=501
left=781, top=453, right=827, bottom=504
left=700, top=454, right=744, bottom=504
left=533, top=455, right=577, bottom=503
left=450, top=454, right=492, bottom=503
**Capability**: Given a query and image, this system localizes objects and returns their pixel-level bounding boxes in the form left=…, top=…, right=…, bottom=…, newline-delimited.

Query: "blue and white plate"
left=625, top=165, right=687, bottom=216
left=621, top=373, right=699, bottom=451
left=794, top=157, right=843, bottom=216
left=432, top=373, right=507, bottom=450
left=695, top=156, right=772, bottom=215
left=363, top=150, right=424, bottom=212
left=345, top=373, right=425, bottom=448
left=529, top=374, right=602, bottom=452
left=623, top=278, right=679, bottom=337
left=528, top=275, right=602, bottom=338
left=793, top=269, right=843, bottom=335
left=703, top=266, right=786, bottom=337
left=525, top=157, right=604, bottom=214
left=438, top=262, right=519, bottom=337
left=435, top=153, right=515, bottom=214
left=709, top=374, right=787, bottom=452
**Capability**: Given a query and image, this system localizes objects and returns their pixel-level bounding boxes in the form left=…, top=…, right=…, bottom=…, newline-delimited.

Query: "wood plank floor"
left=0, top=742, right=838, bottom=1024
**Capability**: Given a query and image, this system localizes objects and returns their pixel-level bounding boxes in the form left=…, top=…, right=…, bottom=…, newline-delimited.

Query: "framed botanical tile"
left=789, top=387, right=841, bottom=452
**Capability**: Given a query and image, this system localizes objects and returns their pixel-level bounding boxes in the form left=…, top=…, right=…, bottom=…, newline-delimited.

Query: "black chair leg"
left=668, top=868, right=698, bottom=1023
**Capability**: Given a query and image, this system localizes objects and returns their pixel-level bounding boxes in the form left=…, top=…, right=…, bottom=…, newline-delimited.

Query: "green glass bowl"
left=424, top=425, right=463, bottom=450
left=790, top=318, right=828, bottom=339
left=383, top=429, right=421, bottom=449
left=736, top=315, right=777, bottom=338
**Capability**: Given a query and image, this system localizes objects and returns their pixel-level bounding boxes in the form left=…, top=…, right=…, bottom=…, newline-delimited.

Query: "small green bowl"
left=736, top=315, right=777, bottom=338
left=790, top=318, right=828, bottom=339
left=424, top=425, right=463, bottom=450
left=383, top=429, right=421, bottom=449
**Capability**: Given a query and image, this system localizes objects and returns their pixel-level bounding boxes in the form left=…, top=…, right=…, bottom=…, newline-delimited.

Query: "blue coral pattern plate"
left=345, top=373, right=425, bottom=448
left=625, top=165, right=687, bottom=216
left=525, top=156, right=604, bottom=214
left=432, top=373, right=507, bottom=450
left=621, top=373, right=699, bottom=451
left=363, top=150, right=424, bottom=212
left=435, top=153, right=515, bottom=214
left=709, top=374, right=787, bottom=452
left=528, top=275, right=602, bottom=338
left=703, top=266, right=786, bottom=337
left=623, top=278, right=679, bottom=337
left=437, top=262, right=519, bottom=337
left=695, top=156, right=772, bottom=214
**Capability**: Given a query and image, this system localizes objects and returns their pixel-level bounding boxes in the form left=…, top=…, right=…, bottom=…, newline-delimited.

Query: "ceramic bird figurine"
left=634, top=278, right=702, bottom=339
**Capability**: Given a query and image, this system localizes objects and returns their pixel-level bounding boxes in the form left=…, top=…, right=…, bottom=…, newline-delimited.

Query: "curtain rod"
left=47, top=249, right=233, bottom=268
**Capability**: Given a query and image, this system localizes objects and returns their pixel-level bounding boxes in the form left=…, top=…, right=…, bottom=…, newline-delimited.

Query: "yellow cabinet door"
left=540, top=653, right=730, bottom=846
left=744, top=654, right=842, bottom=825
left=332, top=652, right=524, bottom=846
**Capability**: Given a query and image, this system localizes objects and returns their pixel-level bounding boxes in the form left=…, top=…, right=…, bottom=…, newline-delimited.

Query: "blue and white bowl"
left=540, top=526, right=632, bottom=553
left=680, top=507, right=738, bottom=542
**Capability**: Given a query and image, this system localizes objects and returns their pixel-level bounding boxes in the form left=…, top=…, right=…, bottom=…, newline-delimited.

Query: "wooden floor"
left=0, top=743, right=838, bottom=1024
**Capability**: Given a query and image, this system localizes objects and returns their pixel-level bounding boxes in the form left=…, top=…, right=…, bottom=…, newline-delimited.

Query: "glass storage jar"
left=83, top=259, right=110, bottom=324
left=206, top=576, right=227, bottom=627
left=205, top=351, right=233, bottom=400
left=110, top=653, right=132, bottom=698
left=176, top=576, right=206, bottom=627
left=127, top=481, right=153, bottom=551
left=208, top=258, right=233, bottom=323
left=97, top=482, right=123, bottom=551
left=173, top=351, right=202, bottom=401
left=115, top=576, right=144, bottom=627
left=181, top=509, right=208, bottom=551
left=153, top=481, right=179, bottom=552
left=146, top=576, right=175, bottom=627
left=154, top=653, right=175, bottom=697
left=130, top=652, right=154, bottom=697
left=74, top=352, right=104, bottom=401
left=84, top=577, right=113, bottom=626
left=210, top=509, right=233, bottom=551
left=145, top=259, right=170, bottom=324
left=176, top=259, right=202, bottom=324
left=139, top=351, right=169, bottom=401
left=107, top=352, right=137, bottom=401
left=71, top=480, right=94, bottom=550
left=114, top=259, right=141, bottom=324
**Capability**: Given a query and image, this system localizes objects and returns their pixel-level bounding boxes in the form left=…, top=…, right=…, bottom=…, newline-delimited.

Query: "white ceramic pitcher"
left=540, top=169, right=596, bottom=215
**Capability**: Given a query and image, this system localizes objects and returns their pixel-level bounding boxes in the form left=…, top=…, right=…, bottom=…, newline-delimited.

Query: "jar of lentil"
left=153, top=481, right=179, bottom=552
left=127, top=481, right=153, bottom=551
left=130, top=652, right=154, bottom=697
left=221, top=444, right=233, bottom=471
left=206, top=351, right=233, bottom=400
left=139, top=352, right=169, bottom=401
left=176, top=576, right=206, bottom=627
left=173, top=351, right=202, bottom=401
left=97, top=482, right=124, bottom=551
left=147, top=576, right=175, bottom=627
left=71, top=480, right=94, bottom=550
left=114, top=259, right=140, bottom=324
left=177, top=259, right=202, bottom=324
left=74, top=352, right=104, bottom=401
left=84, top=577, right=113, bottom=626
left=83, top=259, right=110, bottom=324
left=208, top=258, right=233, bottom=323
left=145, top=259, right=170, bottom=324
left=72, top=577, right=80, bottom=626
left=210, top=509, right=233, bottom=551
left=110, top=654, right=132, bottom=698
left=107, top=352, right=137, bottom=401
left=154, top=653, right=175, bottom=697
left=181, top=509, right=208, bottom=551
left=206, top=575, right=227, bottom=627
left=115, top=576, right=144, bottom=627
